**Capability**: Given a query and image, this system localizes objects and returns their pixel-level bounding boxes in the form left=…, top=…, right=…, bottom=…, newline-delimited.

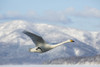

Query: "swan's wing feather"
left=23, top=30, right=46, bottom=46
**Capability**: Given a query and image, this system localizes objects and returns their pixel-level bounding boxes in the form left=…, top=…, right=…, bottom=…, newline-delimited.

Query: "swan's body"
left=23, top=31, right=74, bottom=53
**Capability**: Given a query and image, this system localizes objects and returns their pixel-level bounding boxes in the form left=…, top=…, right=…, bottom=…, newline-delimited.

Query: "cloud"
left=65, top=7, right=100, bottom=18
left=0, top=11, right=37, bottom=21
left=0, top=7, right=100, bottom=24
left=39, top=10, right=72, bottom=24
left=0, top=10, right=72, bottom=24
left=64, top=7, right=75, bottom=15
left=82, top=7, right=100, bottom=18
left=0, top=11, right=21, bottom=20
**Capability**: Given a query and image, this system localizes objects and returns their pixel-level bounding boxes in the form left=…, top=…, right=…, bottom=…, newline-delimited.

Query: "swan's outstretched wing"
left=23, top=30, right=46, bottom=46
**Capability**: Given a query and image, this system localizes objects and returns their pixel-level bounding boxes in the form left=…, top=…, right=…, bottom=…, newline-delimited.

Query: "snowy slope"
left=0, top=20, right=100, bottom=64
left=46, top=55, right=100, bottom=64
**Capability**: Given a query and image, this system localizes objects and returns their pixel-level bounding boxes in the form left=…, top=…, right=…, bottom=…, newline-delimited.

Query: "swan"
left=23, top=30, right=74, bottom=53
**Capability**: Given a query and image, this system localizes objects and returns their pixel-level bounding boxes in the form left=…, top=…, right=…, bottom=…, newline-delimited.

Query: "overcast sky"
left=0, top=0, right=100, bottom=31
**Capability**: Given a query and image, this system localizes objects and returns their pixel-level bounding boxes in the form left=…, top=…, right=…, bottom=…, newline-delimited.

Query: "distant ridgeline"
left=0, top=20, right=100, bottom=64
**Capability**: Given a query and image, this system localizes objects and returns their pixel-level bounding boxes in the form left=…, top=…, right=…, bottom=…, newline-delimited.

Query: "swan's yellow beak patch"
left=70, top=40, right=74, bottom=42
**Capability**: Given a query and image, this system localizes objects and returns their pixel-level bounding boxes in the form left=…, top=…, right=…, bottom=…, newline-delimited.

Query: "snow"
left=0, top=65, right=100, bottom=67
left=0, top=20, right=100, bottom=64
left=74, top=48, right=81, bottom=56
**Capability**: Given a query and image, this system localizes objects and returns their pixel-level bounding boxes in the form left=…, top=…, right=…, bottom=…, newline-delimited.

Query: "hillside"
left=0, top=20, right=100, bottom=64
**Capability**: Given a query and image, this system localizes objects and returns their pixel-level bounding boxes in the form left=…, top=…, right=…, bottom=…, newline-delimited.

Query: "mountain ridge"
left=0, top=20, right=100, bottom=64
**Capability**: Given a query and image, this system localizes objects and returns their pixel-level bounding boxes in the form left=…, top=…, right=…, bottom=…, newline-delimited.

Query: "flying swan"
left=23, top=30, right=74, bottom=53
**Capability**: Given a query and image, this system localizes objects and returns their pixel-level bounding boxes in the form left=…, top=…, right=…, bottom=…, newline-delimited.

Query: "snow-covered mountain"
left=0, top=20, right=100, bottom=64
left=46, top=55, right=100, bottom=64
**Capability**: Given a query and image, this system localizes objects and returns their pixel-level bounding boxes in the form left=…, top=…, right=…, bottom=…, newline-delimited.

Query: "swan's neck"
left=51, top=40, right=70, bottom=48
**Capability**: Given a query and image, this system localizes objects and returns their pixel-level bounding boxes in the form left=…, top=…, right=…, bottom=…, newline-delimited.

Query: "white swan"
left=23, top=30, right=74, bottom=53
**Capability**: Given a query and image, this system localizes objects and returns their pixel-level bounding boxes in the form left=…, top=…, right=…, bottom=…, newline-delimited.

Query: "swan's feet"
left=36, top=47, right=43, bottom=52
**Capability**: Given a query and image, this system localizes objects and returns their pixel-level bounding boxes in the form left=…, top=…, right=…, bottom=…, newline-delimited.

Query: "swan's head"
left=66, top=39, right=75, bottom=43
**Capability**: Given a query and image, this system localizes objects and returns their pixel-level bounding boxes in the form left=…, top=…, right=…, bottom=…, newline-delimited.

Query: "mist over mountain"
left=0, top=20, right=100, bottom=64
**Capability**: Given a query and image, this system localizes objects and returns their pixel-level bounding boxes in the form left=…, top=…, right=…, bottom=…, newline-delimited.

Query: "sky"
left=0, top=0, right=100, bottom=31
